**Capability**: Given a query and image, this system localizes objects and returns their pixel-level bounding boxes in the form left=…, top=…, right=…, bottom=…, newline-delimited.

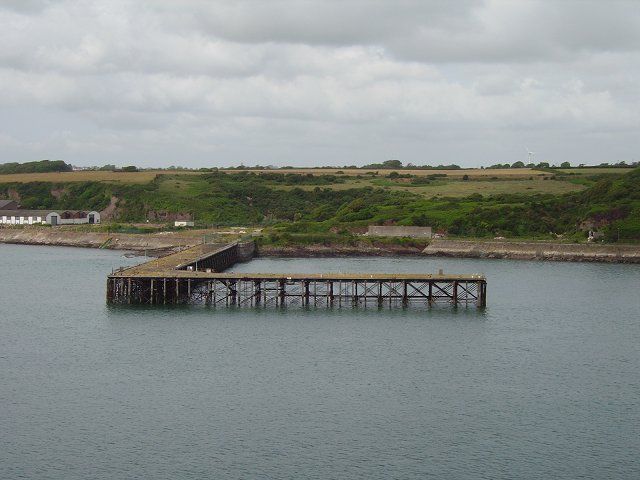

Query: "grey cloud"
left=179, top=0, right=640, bottom=63
left=0, top=0, right=55, bottom=13
left=184, top=0, right=475, bottom=47
left=0, top=0, right=639, bottom=167
left=391, top=1, right=640, bottom=63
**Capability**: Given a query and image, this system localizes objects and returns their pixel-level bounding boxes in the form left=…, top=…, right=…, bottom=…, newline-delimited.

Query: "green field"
left=0, top=166, right=630, bottom=186
left=0, top=166, right=546, bottom=185
left=0, top=170, right=201, bottom=184
left=231, top=167, right=541, bottom=178
left=556, top=167, right=635, bottom=175
left=271, top=177, right=585, bottom=197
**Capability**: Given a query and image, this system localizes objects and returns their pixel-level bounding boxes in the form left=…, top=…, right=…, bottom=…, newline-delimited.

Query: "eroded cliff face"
left=99, top=196, right=119, bottom=220
left=422, top=239, right=640, bottom=263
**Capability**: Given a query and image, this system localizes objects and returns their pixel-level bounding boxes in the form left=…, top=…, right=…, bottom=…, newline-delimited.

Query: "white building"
left=174, top=220, right=195, bottom=227
left=0, top=209, right=101, bottom=226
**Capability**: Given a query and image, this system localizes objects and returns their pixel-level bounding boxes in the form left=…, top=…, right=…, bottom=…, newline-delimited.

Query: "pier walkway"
left=107, top=242, right=487, bottom=308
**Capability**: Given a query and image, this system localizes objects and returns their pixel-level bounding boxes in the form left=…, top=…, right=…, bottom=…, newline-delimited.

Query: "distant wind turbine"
left=525, top=146, right=535, bottom=164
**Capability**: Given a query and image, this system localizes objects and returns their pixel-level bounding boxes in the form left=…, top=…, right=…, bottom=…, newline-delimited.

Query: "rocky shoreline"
left=1, top=228, right=639, bottom=263
left=0, top=228, right=196, bottom=256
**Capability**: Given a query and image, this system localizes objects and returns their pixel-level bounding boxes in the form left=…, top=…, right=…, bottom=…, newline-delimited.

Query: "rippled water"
left=1, top=244, right=639, bottom=479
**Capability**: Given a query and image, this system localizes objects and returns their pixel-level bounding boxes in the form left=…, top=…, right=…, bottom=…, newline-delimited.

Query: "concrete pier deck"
left=107, top=242, right=487, bottom=308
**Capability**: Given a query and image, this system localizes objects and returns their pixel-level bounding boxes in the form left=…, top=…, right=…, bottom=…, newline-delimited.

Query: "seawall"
left=2, top=228, right=639, bottom=263
left=256, top=243, right=426, bottom=257
left=423, top=239, right=640, bottom=263
left=0, top=228, right=198, bottom=254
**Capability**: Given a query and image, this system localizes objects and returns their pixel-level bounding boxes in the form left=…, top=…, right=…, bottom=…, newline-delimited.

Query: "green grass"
left=269, top=177, right=584, bottom=197
left=555, top=168, right=635, bottom=175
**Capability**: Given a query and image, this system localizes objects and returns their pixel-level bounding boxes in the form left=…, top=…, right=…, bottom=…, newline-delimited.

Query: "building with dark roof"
left=0, top=199, right=19, bottom=209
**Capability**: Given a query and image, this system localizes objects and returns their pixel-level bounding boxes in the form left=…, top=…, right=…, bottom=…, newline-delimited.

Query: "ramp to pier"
left=116, top=242, right=246, bottom=276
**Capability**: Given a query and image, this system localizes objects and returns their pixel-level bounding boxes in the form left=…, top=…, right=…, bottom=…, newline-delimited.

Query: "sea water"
left=1, top=244, right=639, bottom=479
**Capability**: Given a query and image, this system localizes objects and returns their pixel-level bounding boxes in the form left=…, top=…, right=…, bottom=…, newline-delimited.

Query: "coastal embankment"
left=256, top=243, right=426, bottom=257
left=2, top=228, right=640, bottom=263
left=0, top=228, right=199, bottom=255
left=423, top=239, right=640, bottom=263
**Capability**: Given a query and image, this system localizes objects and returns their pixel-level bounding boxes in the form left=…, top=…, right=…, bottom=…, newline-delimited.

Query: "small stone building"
left=367, top=225, right=433, bottom=238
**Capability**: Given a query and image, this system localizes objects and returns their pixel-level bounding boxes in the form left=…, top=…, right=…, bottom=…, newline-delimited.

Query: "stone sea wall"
left=2, top=228, right=639, bottom=263
left=423, top=239, right=640, bottom=263
left=0, top=228, right=197, bottom=253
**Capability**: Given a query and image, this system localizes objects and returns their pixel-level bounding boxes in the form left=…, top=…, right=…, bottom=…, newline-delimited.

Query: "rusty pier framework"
left=107, top=242, right=487, bottom=308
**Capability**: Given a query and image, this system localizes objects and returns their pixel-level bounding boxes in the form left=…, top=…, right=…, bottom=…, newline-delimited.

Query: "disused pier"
left=107, top=242, right=487, bottom=308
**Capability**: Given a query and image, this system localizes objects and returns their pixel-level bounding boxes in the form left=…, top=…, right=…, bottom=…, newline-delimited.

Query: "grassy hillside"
left=0, top=167, right=637, bottom=242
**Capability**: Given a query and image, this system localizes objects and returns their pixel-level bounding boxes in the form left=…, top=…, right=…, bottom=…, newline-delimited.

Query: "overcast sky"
left=1, top=0, right=639, bottom=168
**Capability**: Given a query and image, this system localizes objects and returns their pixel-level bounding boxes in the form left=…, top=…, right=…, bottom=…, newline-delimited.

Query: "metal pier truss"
left=108, top=275, right=487, bottom=308
left=107, top=241, right=487, bottom=309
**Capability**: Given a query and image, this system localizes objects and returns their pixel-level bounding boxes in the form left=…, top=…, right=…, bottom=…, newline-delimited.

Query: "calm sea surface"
left=1, top=244, right=639, bottom=479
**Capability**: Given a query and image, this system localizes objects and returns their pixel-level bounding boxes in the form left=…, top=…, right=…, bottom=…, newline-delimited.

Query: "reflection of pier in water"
left=107, top=242, right=487, bottom=308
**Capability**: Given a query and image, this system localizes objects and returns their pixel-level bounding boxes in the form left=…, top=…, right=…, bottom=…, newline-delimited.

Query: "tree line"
left=0, top=160, right=72, bottom=174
